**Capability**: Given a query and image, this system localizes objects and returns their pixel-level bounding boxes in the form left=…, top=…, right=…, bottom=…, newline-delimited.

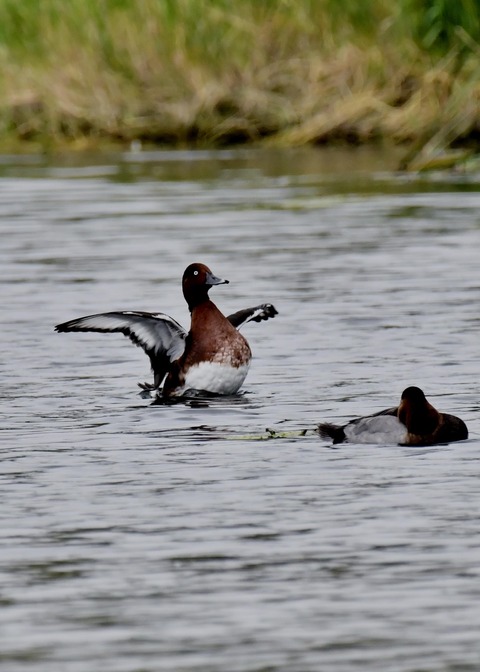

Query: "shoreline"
left=1, top=1, right=479, bottom=168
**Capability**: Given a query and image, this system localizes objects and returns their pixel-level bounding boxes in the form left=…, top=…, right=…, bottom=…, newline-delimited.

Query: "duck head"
left=182, top=263, right=229, bottom=310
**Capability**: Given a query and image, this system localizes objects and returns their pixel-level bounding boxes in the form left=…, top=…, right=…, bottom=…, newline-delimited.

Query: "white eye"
left=193, top=270, right=199, bottom=276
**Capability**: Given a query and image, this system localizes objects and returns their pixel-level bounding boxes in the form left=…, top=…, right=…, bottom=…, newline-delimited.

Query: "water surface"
left=1, top=146, right=480, bottom=671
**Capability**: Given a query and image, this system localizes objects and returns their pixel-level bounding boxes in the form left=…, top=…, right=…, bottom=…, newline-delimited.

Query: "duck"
left=318, top=386, right=468, bottom=446
left=55, top=262, right=278, bottom=398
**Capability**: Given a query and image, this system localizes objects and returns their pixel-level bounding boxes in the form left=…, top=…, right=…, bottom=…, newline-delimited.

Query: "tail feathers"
left=317, top=422, right=346, bottom=444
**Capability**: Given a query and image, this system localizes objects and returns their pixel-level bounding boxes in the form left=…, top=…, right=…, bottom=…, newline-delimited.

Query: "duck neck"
left=184, top=288, right=211, bottom=313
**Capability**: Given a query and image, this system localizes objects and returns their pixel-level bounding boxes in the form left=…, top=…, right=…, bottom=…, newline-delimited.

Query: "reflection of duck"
left=318, top=387, right=468, bottom=446
left=55, top=262, right=277, bottom=398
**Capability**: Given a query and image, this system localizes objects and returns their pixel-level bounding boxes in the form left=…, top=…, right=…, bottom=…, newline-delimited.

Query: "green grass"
left=0, top=0, right=479, bottom=160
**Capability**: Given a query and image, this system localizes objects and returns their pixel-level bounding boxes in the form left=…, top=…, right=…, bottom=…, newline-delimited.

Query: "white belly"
left=183, top=361, right=250, bottom=395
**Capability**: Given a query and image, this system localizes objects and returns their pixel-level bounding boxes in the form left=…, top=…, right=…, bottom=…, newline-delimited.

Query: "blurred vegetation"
left=0, top=0, right=479, bottom=161
left=404, top=0, right=480, bottom=52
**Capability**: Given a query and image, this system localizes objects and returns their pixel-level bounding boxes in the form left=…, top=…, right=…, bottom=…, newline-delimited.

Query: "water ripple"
left=1, top=148, right=479, bottom=672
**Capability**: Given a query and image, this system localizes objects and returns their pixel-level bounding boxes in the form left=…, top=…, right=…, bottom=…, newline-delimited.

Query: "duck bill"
left=206, top=271, right=229, bottom=286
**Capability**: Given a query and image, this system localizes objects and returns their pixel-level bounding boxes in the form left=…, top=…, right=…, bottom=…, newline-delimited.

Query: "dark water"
left=1, top=147, right=480, bottom=671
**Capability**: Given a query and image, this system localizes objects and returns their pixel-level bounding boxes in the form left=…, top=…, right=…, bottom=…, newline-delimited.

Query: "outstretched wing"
left=227, top=303, right=278, bottom=330
left=55, top=311, right=187, bottom=388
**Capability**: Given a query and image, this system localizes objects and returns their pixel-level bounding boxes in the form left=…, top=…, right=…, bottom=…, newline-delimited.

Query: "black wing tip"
left=317, top=423, right=346, bottom=444
left=55, top=317, right=93, bottom=332
left=251, top=303, right=279, bottom=322
left=54, top=321, right=94, bottom=333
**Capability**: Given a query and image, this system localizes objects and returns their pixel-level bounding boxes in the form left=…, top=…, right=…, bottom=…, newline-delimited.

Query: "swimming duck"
left=318, top=386, right=468, bottom=446
left=55, top=262, right=277, bottom=398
